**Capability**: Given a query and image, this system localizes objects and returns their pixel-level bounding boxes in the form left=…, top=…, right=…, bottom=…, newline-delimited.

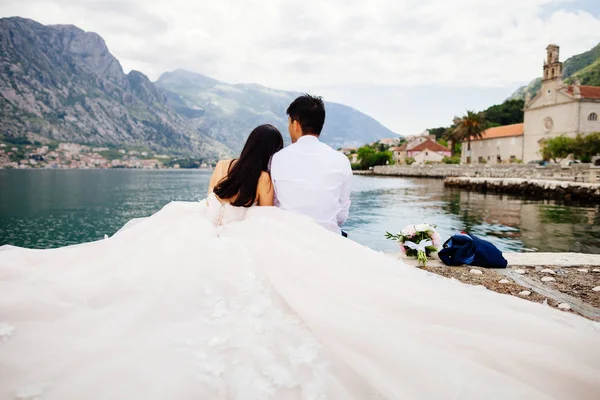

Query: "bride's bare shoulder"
left=209, top=159, right=235, bottom=191
left=259, top=170, right=272, bottom=183
left=216, top=159, right=234, bottom=169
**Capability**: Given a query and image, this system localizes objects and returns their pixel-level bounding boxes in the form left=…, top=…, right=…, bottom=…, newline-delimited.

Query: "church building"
left=463, top=45, right=600, bottom=164
left=523, top=44, right=600, bottom=162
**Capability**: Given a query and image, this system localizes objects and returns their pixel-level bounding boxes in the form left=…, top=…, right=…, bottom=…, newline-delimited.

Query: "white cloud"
left=1, top=0, right=599, bottom=133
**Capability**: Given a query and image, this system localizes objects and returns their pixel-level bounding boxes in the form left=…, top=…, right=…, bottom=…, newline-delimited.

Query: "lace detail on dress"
left=15, top=384, right=46, bottom=400
left=206, top=192, right=251, bottom=227
left=180, top=261, right=329, bottom=399
left=0, top=322, right=15, bottom=343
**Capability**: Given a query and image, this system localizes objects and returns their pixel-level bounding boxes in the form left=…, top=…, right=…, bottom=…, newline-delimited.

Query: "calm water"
left=1, top=169, right=599, bottom=253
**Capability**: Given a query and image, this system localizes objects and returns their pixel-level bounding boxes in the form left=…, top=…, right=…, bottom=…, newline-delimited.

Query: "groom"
left=270, top=94, right=352, bottom=235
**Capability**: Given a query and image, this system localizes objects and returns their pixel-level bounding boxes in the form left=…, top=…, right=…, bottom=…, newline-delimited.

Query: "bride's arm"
left=256, top=171, right=275, bottom=206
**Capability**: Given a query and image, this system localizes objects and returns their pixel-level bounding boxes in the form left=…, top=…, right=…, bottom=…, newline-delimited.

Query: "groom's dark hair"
left=286, top=94, right=325, bottom=135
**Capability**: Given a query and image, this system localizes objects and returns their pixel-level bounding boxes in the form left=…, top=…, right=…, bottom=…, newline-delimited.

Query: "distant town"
left=0, top=140, right=215, bottom=170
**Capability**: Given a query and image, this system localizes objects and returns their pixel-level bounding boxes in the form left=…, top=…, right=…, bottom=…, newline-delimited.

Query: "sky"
left=1, top=0, right=600, bottom=136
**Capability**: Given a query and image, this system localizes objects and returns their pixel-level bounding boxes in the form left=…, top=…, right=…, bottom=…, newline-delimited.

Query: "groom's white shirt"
left=270, top=135, right=352, bottom=233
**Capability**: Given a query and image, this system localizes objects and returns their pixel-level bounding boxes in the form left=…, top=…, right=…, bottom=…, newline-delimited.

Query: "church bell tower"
left=543, top=44, right=562, bottom=82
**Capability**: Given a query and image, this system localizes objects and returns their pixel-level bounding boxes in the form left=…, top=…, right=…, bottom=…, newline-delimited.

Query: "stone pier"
left=443, top=177, right=600, bottom=201
left=366, top=164, right=599, bottom=183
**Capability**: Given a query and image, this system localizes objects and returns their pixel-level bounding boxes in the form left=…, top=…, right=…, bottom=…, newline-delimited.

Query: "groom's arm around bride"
left=270, top=94, right=352, bottom=235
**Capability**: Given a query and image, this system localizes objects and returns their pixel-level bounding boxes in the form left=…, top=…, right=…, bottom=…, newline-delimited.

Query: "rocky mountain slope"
left=156, top=70, right=397, bottom=152
left=0, top=17, right=228, bottom=157
left=1, top=17, right=398, bottom=157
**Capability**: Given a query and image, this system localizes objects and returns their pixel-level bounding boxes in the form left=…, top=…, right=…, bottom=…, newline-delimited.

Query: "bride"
left=0, top=125, right=599, bottom=400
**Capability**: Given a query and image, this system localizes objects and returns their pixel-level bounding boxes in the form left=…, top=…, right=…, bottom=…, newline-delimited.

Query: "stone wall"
left=444, top=177, right=600, bottom=202
left=371, top=164, right=599, bottom=183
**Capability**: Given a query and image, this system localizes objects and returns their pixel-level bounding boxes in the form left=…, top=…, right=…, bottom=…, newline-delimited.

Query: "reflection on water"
left=344, top=176, right=600, bottom=254
left=1, top=170, right=599, bottom=253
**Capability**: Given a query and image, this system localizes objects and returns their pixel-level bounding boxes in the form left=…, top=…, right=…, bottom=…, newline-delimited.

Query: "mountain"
left=562, top=42, right=600, bottom=79
left=507, top=78, right=542, bottom=102
left=567, top=57, right=600, bottom=87
left=0, top=17, right=228, bottom=157
left=156, top=70, right=398, bottom=152
left=0, top=17, right=397, bottom=157
left=508, top=42, right=600, bottom=101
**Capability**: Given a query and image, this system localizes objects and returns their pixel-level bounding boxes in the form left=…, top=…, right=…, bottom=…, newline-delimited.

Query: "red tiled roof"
left=391, top=144, right=407, bottom=151
left=566, top=85, right=600, bottom=99
left=472, top=123, right=524, bottom=141
left=409, top=139, right=450, bottom=152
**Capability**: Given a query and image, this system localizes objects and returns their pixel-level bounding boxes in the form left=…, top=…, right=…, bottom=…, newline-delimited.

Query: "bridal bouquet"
left=385, top=224, right=441, bottom=267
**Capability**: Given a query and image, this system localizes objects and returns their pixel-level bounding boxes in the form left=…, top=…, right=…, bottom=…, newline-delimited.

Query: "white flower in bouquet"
left=415, top=223, right=432, bottom=233
left=385, top=223, right=441, bottom=267
left=401, top=225, right=416, bottom=237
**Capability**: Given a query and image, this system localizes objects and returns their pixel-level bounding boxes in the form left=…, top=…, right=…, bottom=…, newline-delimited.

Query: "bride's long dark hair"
left=214, top=124, right=284, bottom=207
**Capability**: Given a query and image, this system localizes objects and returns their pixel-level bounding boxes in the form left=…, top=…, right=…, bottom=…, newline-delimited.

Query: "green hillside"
left=563, top=42, right=600, bottom=78
left=565, top=57, right=600, bottom=87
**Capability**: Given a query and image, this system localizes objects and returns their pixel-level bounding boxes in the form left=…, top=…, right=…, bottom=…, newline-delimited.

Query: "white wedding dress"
left=1, top=195, right=599, bottom=400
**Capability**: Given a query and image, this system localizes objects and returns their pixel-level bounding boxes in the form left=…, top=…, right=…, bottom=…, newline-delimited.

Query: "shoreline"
left=390, top=252, right=600, bottom=321
left=356, top=164, right=600, bottom=183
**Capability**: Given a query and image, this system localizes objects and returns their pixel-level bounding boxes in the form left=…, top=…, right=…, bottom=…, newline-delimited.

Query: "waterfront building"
left=141, top=159, right=159, bottom=169
left=390, top=144, right=407, bottom=164
left=407, top=139, right=451, bottom=164
left=461, top=123, right=524, bottom=164
left=523, top=45, right=600, bottom=162
left=464, top=45, right=600, bottom=164
left=392, top=133, right=438, bottom=164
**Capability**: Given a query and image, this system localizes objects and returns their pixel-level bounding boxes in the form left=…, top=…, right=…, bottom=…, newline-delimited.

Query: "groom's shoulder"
left=324, top=143, right=352, bottom=165
left=277, top=142, right=296, bottom=155
left=271, top=143, right=295, bottom=162
left=272, top=140, right=349, bottom=166
left=312, top=141, right=351, bottom=167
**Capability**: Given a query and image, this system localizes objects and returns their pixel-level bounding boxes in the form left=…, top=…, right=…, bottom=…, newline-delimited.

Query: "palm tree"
left=446, top=111, right=487, bottom=163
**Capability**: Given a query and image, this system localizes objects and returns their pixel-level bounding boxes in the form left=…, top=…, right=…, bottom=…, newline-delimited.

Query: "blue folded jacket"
left=438, top=233, right=508, bottom=269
